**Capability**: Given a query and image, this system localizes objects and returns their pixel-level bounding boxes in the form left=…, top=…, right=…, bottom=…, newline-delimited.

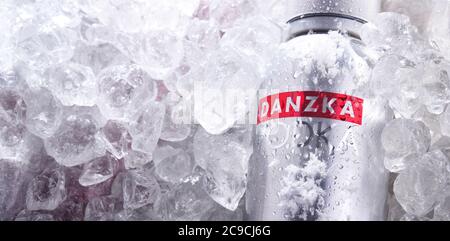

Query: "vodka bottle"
left=246, top=0, right=393, bottom=221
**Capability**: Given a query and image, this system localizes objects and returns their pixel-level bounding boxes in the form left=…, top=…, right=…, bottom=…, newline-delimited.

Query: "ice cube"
left=71, top=43, right=130, bottom=75
left=79, top=154, right=119, bottom=187
left=0, top=89, right=28, bottom=160
left=96, top=64, right=157, bottom=120
left=413, top=106, right=442, bottom=143
left=220, top=16, right=283, bottom=60
left=433, top=195, right=450, bottom=221
left=194, top=126, right=252, bottom=210
left=388, top=64, right=425, bottom=118
left=84, top=195, right=123, bottom=221
left=116, top=31, right=183, bottom=80
left=23, top=88, right=62, bottom=138
left=27, top=151, right=57, bottom=176
left=360, top=12, right=423, bottom=59
left=115, top=204, right=159, bottom=221
left=383, top=0, right=434, bottom=33
left=381, top=118, right=431, bottom=172
left=15, top=22, right=76, bottom=71
left=421, top=61, right=450, bottom=115
left=194, top=47, right=258, bottom=134
left=99, top=120, right=132, bottom=159
left=46, top=62, right=97, bottom=107
left=160, top=96, right=192, bottom=142
left=118, top=170, right=161, bottom=210
left=370, top=55, right=402, bottom=98
left=208, top=0, right=259, bottom=29
left=44, top=106, right=106, bottom=167
left=201, top=203, right=244, bottom=221
left=0, top=89, right=41, bottom=162
left=0, top=69, right=21, bottom=90
left=123, top=151, right=152, bottom=170
left=128, top=102, right=165, bottom=155
left=155, top=148, right=193, bottom=183
left=394, top=150, right=448, bottom=216
left=26, top=166, right=67, bottom=211
left=387, top=194, right=406, bottom=221
left=53, top=198, right=86, bottom=221
left=155, top=175, right=215, bottom=221
left=185, top=19, right=221, bottom=51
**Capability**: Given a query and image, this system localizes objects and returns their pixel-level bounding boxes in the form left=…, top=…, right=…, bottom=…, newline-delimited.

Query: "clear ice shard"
left=208, top=0, right=259, bottom=29
left=123, top=150, right=152, bottom=170
left=15, top=23, right=76, bottom=71
left=194, top=126, right=253, bottom=210
left=155, top=174, right=215, bottom=221
left=96, top=64, right=157, bottom=120
left=46, top=62, right=97, bottom=107
left=420, top=61, right=450, bottom=115
left=160, top=95, right=192, bottom=142
left=155, top=147, right=193, bottom=183
left=116, top=31, right=184, bottom=80
left=433, top=195, right=450, bottom=221
left=202, top=203, right=244, bottom=221
left=394, top=150, right=448, bottom=216
left=0, top=89, right=40, bottom=163
left=115, top=170, right=161, bottom=210
left=26, top=166, right=66, bottom=211
left=129, top=101, right=165, bottom=155
left=381, top=118, right=431, bottom=172
left=194, top=47, right=258, bottom=135
left=1, top=0, right=449, bottom=222
left=44, top=106, right=106, bottom=167
left=99, top=120, right=132, bottom=159
left=387, top=194, right=406, bottom=221
left=71, top=43, right=130, bottom=75
left=382, top=0, right=435, bottom=33
left=360, top=12, right=422, bottom=59
left=84, top=195, right=122, bottom=221
left=220, top=16, right=283, bottom=74
left=24, top=87, right=63, bottom=139
left=79, top=154, right=119, bottom=187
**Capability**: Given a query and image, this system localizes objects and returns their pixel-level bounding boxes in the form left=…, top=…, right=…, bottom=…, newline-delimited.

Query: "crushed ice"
left=0, top=0, right=450, bottom=221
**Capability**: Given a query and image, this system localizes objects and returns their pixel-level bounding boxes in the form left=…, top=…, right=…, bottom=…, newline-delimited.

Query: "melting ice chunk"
left=394, top=150, right=448, bottom=216
left=155, top=175, right=215, bottom=221
left=44, top=106, right=106, bottom=167
left=194, top=126, right=252, bottom=210
left=24, top=88, right=62, bottom=138
left=96, top=64, right=157, bottom=120
left=155, top=147, right=193, bottom=183
left=79, top=154, right=119, bottom=187
left=381, top=118, right=431, bottom=172
left=26, top=167, right=66, bottom=211
left=46, top=63, right=97, bottom=107
left=128, top=102, right=165, bottom=155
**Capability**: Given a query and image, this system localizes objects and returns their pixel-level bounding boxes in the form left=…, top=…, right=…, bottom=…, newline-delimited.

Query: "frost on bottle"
left=246, top=0, right=392, bottom=221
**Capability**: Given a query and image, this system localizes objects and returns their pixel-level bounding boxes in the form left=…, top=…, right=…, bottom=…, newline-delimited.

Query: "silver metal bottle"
left=246, top=0, right=392, bottom=221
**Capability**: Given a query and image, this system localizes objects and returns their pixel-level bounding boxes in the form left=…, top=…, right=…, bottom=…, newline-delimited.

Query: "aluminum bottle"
left=246, top=0, right=393, bottom=221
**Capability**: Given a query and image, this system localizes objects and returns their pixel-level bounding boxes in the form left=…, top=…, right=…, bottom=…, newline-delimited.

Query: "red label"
left=257, top=91, right=364, bottom=125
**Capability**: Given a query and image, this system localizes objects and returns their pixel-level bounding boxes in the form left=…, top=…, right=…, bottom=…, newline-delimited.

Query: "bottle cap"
left=287, top=0, right=381, bottom=39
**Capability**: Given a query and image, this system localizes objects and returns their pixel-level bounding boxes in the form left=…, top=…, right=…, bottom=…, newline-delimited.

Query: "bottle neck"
left=286, top=14, right=367, bottom=41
